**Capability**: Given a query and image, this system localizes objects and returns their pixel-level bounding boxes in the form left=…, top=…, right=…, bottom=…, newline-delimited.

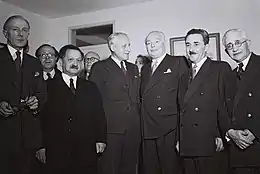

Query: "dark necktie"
left=70, top=78, right=76, bottom=95
left=237, top=62, right=244, bottom=80
left=120, top=61, right=127, bottom=76
left=15, top=51, right=21, bottom=72
left=192, top=64, right=197, bottom=79
left=47, top=73, right=52, bottom=80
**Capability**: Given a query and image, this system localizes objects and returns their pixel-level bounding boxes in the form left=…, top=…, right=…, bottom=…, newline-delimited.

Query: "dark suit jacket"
left=42, top=74, right=106, bottom=142
left=140, top=54, right=186, bottom=139
left=179, top=58, right=233, bottom=157
left=230, top=53, right=260, bottom=167
left=0, top=45, right=47, bottom=151
left=89, top=57, right=140, bottom=134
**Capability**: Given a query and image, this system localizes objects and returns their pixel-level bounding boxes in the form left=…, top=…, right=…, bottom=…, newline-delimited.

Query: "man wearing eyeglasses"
left=224, top=29, right=260, bottom=174
left=35, top=44, right=61, bottom=81
left=0, top=15, right=47, bottom=174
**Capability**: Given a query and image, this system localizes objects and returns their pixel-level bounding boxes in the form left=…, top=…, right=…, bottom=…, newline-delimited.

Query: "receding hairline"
left=107, top=32, right=129, bottom=49
left=222, top=29, right=248, bottom=45
left=145, top=31, right=165, bottom=43
left=3, top=15, right=30, bottom=31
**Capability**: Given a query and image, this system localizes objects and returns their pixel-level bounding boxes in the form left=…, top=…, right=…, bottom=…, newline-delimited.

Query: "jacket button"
left=157, top=95, right=161, bottom=99
left=157, top=107, right=162, bottom=111
left=248, top=93, right=252, bottom=97
left=200, top=92, right=204, bottom=95
left=195, top=107, right=199, bottom=112
left=68, top=118, right=72, bottom=122
left=248, top=113, right=252, bottom=118
left=68, top=129, right=71, bottom=132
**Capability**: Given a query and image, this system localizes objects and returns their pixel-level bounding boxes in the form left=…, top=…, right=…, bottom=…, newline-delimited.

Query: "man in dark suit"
left=33, top=44, right=61, bottom=174
left=178, top=28, right=234, bottom=174
left=41, top=44, right=107, bottom=174
left=36, top=44, right=61, bottom=82
left=89, top=32, right=141, bottom=174
left=140, top=31, right=185, bottom=174
left=0, top=15, right=47, bottom=174
left=224, top=29, right=260, bottom=174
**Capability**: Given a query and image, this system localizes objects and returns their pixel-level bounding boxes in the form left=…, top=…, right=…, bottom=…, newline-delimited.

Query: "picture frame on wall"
left=169, top=33, right=221, bottom=61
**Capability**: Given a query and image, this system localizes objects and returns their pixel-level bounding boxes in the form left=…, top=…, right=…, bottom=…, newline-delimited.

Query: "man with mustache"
left=41, top=44, right=107, bottom=174
left=178, top=28, right=235, bottom=174
left=0, top=15, right=47, bottom=174
left=224, top=29, right=260, bottom=174
left=140, top=31, right=186, bottom=174
left=89, top=32, right=141, bottom=174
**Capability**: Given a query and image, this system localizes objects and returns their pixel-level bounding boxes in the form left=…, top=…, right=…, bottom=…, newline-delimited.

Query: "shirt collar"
left=238, top=52, right=251, bottom=71
left=43, top=69, right=55, bottom=80
left=62, top=73, right=77, bottom=88
left=111, top=56, right=127, bottom=69
left=7, top=44, right=24, bottom=61
left=151, top=53, right=167, bottom=66
left=192, top=56, right=207, bottom=71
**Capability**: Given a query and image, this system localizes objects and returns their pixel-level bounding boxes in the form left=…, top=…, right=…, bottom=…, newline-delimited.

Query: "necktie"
left=237, top=62, right=244, bottom=80
left=120, top=61, right=127, bottom=76
left=192, top=64, right=197, bottom=79
left=47, top=73, right=52, bottom=80
left=70, top=78, right=76, bottom=95
left=151, top=59, right=158, bottom=74
left=15, top=51, right=21, bottom=72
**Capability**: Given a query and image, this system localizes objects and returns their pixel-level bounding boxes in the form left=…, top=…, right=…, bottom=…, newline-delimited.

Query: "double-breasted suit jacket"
left=0, top=45, right=47, bottom=152
left=179, top=58, right=234, bottom=157
left=141, top=54, right=186, bottom=139
left=230, top=53, right=260, bottom=167
left=89, top=57, right=140, bottom=134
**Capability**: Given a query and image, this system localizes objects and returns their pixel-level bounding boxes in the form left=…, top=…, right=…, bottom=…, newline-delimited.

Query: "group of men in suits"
left=1, top=14, right=260, bottom=174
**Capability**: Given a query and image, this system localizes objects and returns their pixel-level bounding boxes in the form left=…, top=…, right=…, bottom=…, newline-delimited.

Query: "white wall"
left=0, top=1, right=51, bottom=55
left=46, top=0, right=260, bottom=68
left=80, top=44, right=110, bottom=60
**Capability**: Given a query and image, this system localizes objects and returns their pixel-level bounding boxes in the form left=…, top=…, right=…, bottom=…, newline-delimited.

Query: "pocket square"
left=34, top=72, right=40, bottom=77
left=164, top=68, right=172, bottom=74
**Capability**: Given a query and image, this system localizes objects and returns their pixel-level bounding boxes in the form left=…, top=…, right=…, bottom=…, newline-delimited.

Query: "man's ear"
left=3, top=29, right=8, bottom=39
left=225, top=48, right=229, bottom=56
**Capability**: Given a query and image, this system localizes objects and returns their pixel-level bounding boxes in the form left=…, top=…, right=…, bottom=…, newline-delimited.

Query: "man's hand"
left=25, top=96, right=39, bottom=110
left=215, top=137, right=224, bottom=152
left=176, top=141, right=179, bottom=152
left=0, top=101, right=14, bottom=118
left=244, top=129, right=256, bottom=143
left=36, top=148, right=46, bottom=164
left=228, top=129, right=253, bottom=149
left=96, top=142, right=106, bottom=153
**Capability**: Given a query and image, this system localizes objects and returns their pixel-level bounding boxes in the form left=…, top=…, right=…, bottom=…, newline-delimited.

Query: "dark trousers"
left=142, top=129, right=181, bottom=174
left=46, top=142, right=98, bottom=174
left=0, top=147, right=36, bottom=174
left=183, top=151, right=228, bottom=174
left=99, top=130, right=141, bottom=174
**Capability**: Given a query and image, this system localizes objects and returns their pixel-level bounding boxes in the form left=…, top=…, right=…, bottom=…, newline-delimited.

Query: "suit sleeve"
left=217, top=62, right=234, bottom=138
left=88, top=63, right=104, bottom=92
left=92, top=82, right=107, bottom=143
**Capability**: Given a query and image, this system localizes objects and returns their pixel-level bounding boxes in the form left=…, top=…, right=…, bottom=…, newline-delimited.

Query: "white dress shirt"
left=62, top=73, right=77, bottom=89
left=43, top=69, right=55, bottom=80
left=7, top=44, right=24, bottom=62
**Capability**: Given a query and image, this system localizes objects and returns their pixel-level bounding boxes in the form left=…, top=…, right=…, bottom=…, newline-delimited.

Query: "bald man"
left=140, top=31, right=187, bottom=174
left=224, top=29, right=260, bottom=174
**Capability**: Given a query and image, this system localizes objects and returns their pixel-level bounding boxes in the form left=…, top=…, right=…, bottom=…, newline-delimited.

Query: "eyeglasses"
left=226, top=40, right=248, bottom=50
left=40, top=53, right=55, bottom=59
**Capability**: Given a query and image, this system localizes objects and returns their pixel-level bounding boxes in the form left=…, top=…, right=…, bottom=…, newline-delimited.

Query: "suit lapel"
left=144, top=55, right=169, bottom=95
left=0, top=46, right=21, bottom=91
left=184, top=58, right=212, bottom=103
left=233, top=53, right=259, bottom=108
left=140, top=62, right=151, bottom=96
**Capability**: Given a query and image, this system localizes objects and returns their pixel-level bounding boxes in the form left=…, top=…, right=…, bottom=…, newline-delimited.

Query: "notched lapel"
left=184, top=58, right=212, bottom=103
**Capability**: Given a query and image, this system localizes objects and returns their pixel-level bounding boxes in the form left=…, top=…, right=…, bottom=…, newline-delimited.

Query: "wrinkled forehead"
left=7, top=18, right=29, bottom=29
left=39, top=46, right=55, bottom=53
left=224, top=31, right=245, bottom=43
left=146, top=32, right=164, bottom=42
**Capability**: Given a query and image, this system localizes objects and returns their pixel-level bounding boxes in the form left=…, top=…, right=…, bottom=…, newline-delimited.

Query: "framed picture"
left=169, top=33, right=221, bottom=61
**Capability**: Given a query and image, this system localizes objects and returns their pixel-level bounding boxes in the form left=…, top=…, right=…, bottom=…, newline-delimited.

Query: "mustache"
left=189, top=51, right=196, bottom=55
left=70, top=65, right=79, bottom=69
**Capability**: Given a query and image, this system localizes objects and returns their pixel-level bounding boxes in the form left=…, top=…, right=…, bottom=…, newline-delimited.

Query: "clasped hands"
left=227, top=129, right=255, bottom=149
left=0, top=96, right=39, bottom=118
